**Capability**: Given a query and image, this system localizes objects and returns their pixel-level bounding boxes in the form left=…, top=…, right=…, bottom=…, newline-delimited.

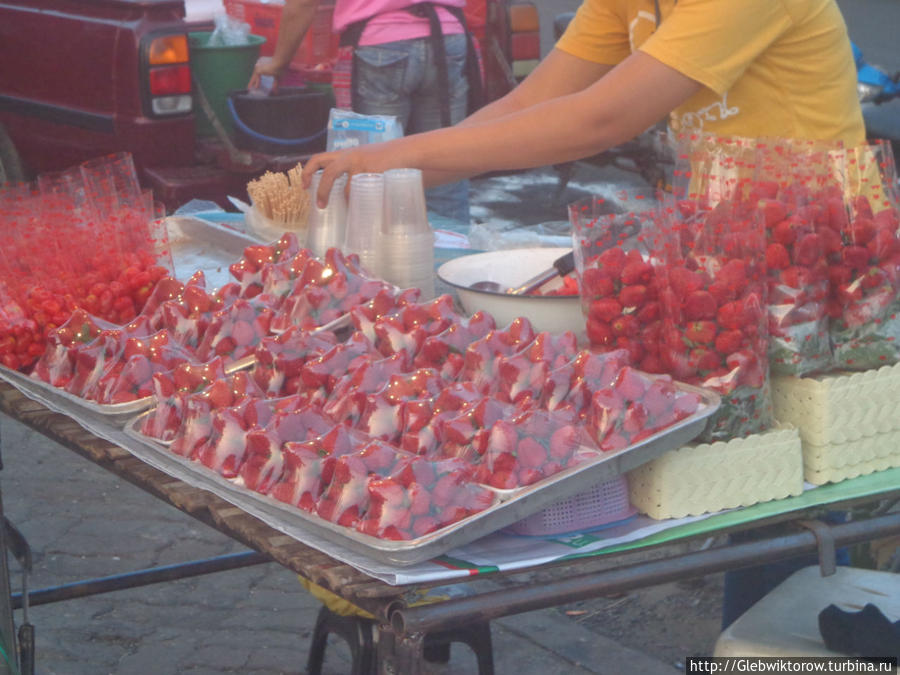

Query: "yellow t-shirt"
left=555, top=0, right=865, bottom=145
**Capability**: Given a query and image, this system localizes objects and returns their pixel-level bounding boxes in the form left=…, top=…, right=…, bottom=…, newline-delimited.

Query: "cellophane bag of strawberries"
left=825, top=140, right=900, bottom=370
left=657, top=134, right=774, bottom=441
left=755, top=138, right=845, bottom=376
left=569, top=191, right=667, bottom=373
left=0, top=154, right=173, bottom=372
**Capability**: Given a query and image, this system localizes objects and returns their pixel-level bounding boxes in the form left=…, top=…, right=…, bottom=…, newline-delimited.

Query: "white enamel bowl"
left=437, top=247, right=585, bottom=337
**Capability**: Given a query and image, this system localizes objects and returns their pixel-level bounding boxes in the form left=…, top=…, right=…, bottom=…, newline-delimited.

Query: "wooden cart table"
left=0, top=380, right=898, bottom=674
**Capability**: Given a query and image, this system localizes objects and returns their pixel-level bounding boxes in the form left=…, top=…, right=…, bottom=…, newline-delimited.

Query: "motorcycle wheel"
left=0, top=122, right=25, bottom=185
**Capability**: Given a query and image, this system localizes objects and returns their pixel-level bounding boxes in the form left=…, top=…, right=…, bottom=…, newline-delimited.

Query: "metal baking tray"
left=0, top=365, right=155, bottom=425
left=166, top=215, right=260, bottom=291
left=122, top=382, right=720, bottom=566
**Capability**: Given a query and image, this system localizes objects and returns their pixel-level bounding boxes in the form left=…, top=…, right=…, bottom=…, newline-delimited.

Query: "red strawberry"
left=717, top=259, right=747, bottom=291
left=595, top=247, right=626, bottom=279
left=685, top=320, right=717, bottom=345
left=619, top=284, right=648, bottom=308
left=842, top=245, right=872, bottom=270
left=772, top=219, right=797, bottom=246
left=668, top=266, right=704, bottom=297
left=590, top=297, right=623, bottom=322
left=766, top=243, right=791, bottom=271
left=714, top=329, right=743, bottom=355
left=683, top=291, right=717, bottom=321
left=793, top=233, right=823, bottom=267
left=611, top=314, right=639, bottom=337
left=586, top=318, right=614, bottom=347
left=636, top=300, right=660, bottom=324
left=620, top=259, right=654, bottom=286
left=848, top=217, right=876, bottom=245
left=717, top=301, right=743, bottom=331
left=581, top=268, right=616, bottom=298
left=759, top=199, right=787, bottom=228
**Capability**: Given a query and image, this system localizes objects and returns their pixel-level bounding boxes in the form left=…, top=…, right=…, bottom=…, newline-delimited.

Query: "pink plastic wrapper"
left=585, top=367, right=702, bottom=452
left=349, top=287, right=422, bottom=341
left=250, top=326, right=339, bottom=397
left=229, top=233, right=303, bottom=299
left=140, top=358, right=230, bottom=442
left=168, top=371, right=266, bottom=458
left=460, top=317, right=538, bottom=391
left=370, top=294, right=462, bottom=360
left=357, top=456, right=496, bottom=540
left=269, top=248, right=395, bottom=333
left=237, top=405, right=335, bottom=491
left=412, top=310, right=497, bottom=380
left=92, top=329, right=196, bottom=403
left=194, top=298, right=275, bottom=364
left=471, top=408, right=597, bottom=490
left=315, top=440, right=414, bottom=528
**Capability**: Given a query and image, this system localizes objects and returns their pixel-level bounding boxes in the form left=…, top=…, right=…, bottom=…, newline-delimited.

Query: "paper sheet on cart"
left=3, top=368, right=898, bottom=586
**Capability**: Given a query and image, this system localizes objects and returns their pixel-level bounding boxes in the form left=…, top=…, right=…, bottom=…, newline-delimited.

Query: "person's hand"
left=302, top=144, right=402, bottom=207
left=248, top=56, right=285, bottom=92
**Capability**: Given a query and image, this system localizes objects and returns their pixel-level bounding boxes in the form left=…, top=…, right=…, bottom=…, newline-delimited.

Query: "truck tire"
left=0, top=122, right=25, bottom=185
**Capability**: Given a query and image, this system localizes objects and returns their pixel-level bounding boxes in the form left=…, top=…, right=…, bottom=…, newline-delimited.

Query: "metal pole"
left=391, top=512, right=900, bottom=636
left=10, top=551, right=270, bottom=609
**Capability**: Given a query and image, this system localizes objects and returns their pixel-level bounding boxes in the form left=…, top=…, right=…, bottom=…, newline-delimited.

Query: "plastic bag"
left=325, top=109, right=403, bottom=151
left=208, top=13, right=251, bottom=46
left=569, top=192, right=666, bottom=373
left=755, top=138, right=843, bottom=376
left=826, top=140, right=900, bottom=369
left=659, top=134, right=773, bottom=441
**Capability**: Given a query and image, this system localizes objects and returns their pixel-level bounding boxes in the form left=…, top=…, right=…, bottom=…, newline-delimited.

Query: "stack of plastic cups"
left=344, top=172, right=384, bottom=276
left=380, top=168, right=435, bottom=299
left=305, top=170, right=348, bottom=258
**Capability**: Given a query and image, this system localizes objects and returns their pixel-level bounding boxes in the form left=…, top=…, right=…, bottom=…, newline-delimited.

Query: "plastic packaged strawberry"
left=412, top=310, right=496, bottom=379
left=228, top=233, right=303, bottom=299
left=139, top=358, right=229, bottom=442
left=238, top=405, right=334, bottom=491
left=460, top=317, right=538, bottom=391
left=315, top=440, right=414, bottom=528
left=472, top=409, right=593, bottom=490
left=249, top=325, right=339, bottom=397
left=587, top=367, right=702, bottom=452
left=297, top=332, right=377, bottom=396
left=349, top=287, right=421, bottom=342
left=357, top=456, right=496, bottom=540
left=194, top=298, right=274, bottom=365
left=826, top=142, right=900, bottom=370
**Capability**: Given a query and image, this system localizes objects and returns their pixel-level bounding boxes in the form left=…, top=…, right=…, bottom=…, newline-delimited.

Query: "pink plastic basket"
left=504, top=475, right=636, bottom=536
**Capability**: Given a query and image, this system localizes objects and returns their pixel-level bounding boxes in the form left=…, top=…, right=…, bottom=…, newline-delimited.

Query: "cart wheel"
left=0, top=123, right=25, bottom=185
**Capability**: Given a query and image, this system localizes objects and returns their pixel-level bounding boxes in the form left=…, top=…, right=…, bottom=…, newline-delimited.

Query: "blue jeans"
left=354, top=33, right=471, bottom=224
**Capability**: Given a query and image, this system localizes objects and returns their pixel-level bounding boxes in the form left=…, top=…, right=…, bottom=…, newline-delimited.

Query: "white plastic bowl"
left=437, top=247, right=585, bottom=337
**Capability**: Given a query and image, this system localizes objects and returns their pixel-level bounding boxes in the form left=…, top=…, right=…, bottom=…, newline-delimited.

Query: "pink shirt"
left=332, top=0, right=465, bottom=46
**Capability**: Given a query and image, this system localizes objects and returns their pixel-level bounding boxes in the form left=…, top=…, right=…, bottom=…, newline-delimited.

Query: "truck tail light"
left=142, top=34, right=193, bottom=117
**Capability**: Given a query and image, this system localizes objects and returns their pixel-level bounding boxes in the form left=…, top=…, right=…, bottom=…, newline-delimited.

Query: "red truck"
left=0, top=0, right=540, bottom=211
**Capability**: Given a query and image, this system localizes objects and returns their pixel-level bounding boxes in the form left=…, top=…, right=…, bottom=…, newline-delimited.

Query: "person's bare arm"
left=248, top=0, right=318, bottom=90
left=419, top=49, right=615, bottom=186
left=304, top=50, right=702, bottom=205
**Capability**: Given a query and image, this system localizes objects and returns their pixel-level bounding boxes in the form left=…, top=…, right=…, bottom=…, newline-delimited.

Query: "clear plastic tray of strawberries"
left=125, top=295, right=719, bottom=565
